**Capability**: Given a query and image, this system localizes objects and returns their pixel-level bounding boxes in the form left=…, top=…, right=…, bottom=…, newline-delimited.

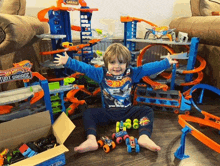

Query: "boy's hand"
left=166, top=53, right=178, bottom=65
left=54, top=52, right=69, bottom=65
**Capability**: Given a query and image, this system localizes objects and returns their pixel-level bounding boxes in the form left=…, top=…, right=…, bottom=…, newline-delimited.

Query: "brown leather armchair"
left=0, top=0, right=49, bottom=90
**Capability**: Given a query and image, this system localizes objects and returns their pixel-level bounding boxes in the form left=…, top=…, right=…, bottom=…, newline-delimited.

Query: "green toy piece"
left=95, top=29, right=103, bottom=35
left=52, top=107, right=62, bottom=113
left=64, top=77, right=75, bottom=85
left=49, top=82, right=60, bottom=91
left=29, top=86, right=34, bottom=92
left=50, top=94, right=60, bottom=101
left=96, top=50, right=103, bottom=57
left=51, top=101, right=61, bottom=107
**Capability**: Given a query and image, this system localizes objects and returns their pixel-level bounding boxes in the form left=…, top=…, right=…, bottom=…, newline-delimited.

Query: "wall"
left=26, top=0, right=191, bottom=39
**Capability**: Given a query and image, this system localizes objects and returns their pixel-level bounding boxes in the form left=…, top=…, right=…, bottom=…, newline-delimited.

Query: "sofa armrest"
left=0, top=14, right=49, bottom=55
left=169, top=16, right=220, bottom=46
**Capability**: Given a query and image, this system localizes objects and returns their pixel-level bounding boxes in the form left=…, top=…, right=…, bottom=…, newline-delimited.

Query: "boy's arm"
left=132, top=58, right=171, bottom=82
left=64, top=57, right=103, bottom=83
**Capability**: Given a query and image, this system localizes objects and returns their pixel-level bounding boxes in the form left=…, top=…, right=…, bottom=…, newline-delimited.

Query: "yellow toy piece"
left=95, top=28, right=103, bottom=35
left=96, top=50, right=103, bottom=57
left=62, top=42, right=73, bottom=48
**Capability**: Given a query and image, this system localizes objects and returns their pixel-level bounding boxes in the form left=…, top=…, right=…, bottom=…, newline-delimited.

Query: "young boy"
left=54, top=43, right=177, bottom=153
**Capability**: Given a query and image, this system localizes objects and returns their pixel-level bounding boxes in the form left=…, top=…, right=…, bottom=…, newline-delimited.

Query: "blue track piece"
left=189, top=84, right=220, bottom=112
left=123, top=21, right=137, bottom=61
left=80, top=6, right=93, bottom=63
left=136, top=97, right=180, bottom=107
left=183, top=37, right=200, bottom=91
left=170, top=63, right=177, bottom=90
left=180, top=95, right=191, bottom=112
left=135, top=85, right=185, bottom=112
left=40, top=79, right=54, bottom=124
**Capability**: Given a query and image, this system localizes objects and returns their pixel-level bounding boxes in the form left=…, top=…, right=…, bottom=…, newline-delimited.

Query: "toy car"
left=124, top=119, right=139, bottom=129
left=112, top=130, right=129, bottom=144
left=97, top=136, right=116, bottom=153
left=126, top=136, right=140, bottom=153
left=144, top=26, right=176, bottom=41
left=116, top=121, right=127, bottom=132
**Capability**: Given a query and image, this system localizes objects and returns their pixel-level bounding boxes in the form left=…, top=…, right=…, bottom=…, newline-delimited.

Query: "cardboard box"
left=0, top=111, right=75, bottom=166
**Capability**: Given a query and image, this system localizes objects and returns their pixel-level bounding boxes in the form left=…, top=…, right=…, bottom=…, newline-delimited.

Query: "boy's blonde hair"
left=103, top=43, right=131, bottom=68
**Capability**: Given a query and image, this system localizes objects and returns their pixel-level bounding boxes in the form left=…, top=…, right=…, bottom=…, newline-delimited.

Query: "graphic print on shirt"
left=102, top=69, right=132, bottom=107
left=102, top=69, right=132, bottom=108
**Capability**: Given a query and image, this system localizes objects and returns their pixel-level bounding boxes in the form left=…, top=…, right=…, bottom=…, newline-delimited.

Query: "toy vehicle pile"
left=0, top=134, right=59, bottom=166
left=97, top=118, right=140, bottom=153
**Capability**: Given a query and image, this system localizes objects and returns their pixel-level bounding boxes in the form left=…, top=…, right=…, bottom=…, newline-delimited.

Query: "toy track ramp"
left=134, top=86, right=181, bottom=113
left=0, top=85, right=42, bottom=105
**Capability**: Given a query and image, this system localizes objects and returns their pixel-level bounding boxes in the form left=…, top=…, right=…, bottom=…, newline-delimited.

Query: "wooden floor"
left=64, top=93, right=220, bottom=166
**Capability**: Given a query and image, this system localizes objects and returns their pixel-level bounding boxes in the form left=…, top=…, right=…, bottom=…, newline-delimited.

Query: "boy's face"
left=107, top=57, right=126, bottom=76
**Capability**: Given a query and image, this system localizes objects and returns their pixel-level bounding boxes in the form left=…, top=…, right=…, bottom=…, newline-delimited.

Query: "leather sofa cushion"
left=0, top=14, right=49, bottom=55
left=191, top=0, right=220, bottom=16
left=0, top=0, right=26, bottom=16
left=200, top=0, right=220, bottom=15
left=170, top=16, right=220, bottom=46
left=191, top=0, right=201, bottom=16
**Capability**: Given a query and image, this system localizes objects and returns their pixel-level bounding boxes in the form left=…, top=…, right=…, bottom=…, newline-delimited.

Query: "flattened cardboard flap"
left=52, top=112, right=75, bottom=144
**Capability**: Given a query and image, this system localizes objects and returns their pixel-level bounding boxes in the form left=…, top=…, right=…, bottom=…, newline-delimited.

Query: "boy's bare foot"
left=74, top=135, right=98, bottom=153
left=138, top=135, right=161, bottom=152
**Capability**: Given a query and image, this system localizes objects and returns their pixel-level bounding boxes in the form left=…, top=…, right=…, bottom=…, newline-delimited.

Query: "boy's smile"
left=108, top=58, right=126, bottom=76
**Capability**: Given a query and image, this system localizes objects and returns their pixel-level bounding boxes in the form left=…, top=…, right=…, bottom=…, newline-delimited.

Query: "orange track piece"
left=38, top=0, right=98, bottom=22
left=178, top=111, right=220, bottom=153
left=120, top=16, right=158, bottom=27
left=47, top=72, right=84, bottom=82
left=136, top=44, right=206, bottom=89
left=0, top=105, right=13, bottom=115
left=40, top=39, right=100, bottom=55
left=65, top=85, right=90, bottom=115
left=71, top=25, right=81, bottom=31
left=30, top=89, right=44, bottom=105
left=65, top=85, right=101, bottom=115
left=137, top=44, right=175, bottom=91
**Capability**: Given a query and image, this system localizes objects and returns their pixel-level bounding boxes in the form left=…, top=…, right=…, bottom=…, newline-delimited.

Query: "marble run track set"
left=120, top=16, right=208, bottom=114
left=0, top=60, right=93, bottom=123
left=37, top=0, right=99, bottom=65
left=0, top=60, right=54, bottom=123
left=174, top=84, right=220, bottom=160
left=37, top=0, right=103, bottom=106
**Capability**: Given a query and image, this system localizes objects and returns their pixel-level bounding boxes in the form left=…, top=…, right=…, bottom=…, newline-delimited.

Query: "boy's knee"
left=83, top=108, right=94, bottom=117
left=142, top=106, right=154, bottom=114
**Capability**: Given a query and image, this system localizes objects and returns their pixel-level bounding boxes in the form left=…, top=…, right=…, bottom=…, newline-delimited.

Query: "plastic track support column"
left=40, top=79, right=54, bottom=124
left=123, top=21, right=137, bottom=61
left=183, top=37, right=200, bottom=91
left=174, top=126, right=192, bottom=160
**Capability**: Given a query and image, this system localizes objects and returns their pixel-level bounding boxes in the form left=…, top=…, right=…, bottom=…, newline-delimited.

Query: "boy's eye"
left=109, top=61, right=115, bottom=64
left=119, top=60, right=125, bottom=64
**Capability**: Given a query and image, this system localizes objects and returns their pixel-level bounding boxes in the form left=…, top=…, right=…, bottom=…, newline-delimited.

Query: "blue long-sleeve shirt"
left=65, top=57, right=170, bottom=108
